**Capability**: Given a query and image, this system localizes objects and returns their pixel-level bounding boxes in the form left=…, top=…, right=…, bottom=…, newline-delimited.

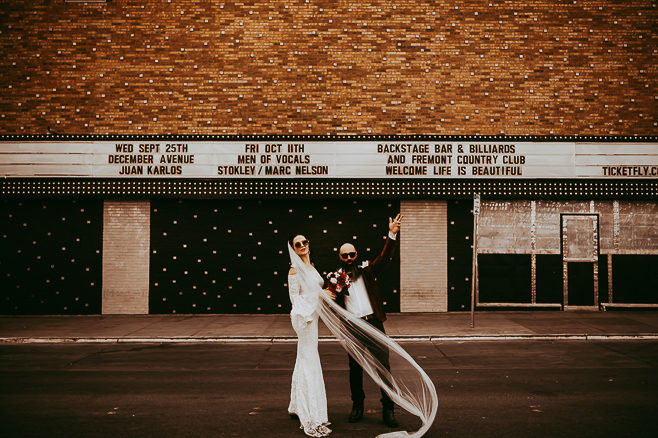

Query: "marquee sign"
left=1, top=141, right=656, bottom=179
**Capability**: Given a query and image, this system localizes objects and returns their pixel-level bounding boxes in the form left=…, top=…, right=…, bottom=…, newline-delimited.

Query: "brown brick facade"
left=0, top=1, right=655, bottom=136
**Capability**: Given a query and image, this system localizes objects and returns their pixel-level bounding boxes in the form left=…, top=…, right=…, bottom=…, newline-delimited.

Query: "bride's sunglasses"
left=294, top=239, right=309, bottom=249
left=340, top=252, right=357, bottom=259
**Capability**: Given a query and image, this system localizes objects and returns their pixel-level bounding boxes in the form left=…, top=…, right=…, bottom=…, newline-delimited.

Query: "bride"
left=287, top=234, right=332, bottom=437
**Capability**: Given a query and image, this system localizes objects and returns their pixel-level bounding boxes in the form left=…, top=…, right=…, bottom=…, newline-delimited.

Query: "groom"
left=331, top=213, right=403, bottom=428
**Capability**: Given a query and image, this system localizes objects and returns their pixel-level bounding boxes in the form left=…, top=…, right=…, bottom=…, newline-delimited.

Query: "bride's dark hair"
left=288, top=233, right=310, bottom=248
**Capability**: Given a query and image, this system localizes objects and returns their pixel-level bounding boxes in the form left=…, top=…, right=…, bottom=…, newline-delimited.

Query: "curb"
left=2, top=334, right=658, bottom=344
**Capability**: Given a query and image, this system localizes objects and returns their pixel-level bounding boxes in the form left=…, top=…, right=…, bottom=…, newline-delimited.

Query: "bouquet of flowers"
left=326, top=270, right=351, bottom=296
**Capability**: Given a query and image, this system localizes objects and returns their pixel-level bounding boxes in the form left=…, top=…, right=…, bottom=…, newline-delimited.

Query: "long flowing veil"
left=288, top=244, right=438, bottom=438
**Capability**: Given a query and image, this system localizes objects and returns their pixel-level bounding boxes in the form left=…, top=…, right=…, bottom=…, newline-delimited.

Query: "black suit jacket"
left=334, top=235, right=398, bottom=323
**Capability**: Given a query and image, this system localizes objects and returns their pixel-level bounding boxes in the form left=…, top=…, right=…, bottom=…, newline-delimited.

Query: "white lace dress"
left=288, top=270, right=331, bottom=437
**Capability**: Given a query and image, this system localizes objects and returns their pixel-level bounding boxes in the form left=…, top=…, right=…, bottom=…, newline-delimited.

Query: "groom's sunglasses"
left=294, top=239, right=309, bottom=249
left=340, top=252, right=357, bottom=259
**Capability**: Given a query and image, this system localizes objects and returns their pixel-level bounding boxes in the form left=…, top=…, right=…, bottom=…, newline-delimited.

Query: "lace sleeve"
left=288, top=273, right=317, bottom=323
left=288, top=273, right=301, bottom=305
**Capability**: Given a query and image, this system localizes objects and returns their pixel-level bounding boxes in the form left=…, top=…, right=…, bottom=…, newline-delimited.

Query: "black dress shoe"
left=383, top=409, right=398, bottom=427
left=348, top=405, right=364, bottom=423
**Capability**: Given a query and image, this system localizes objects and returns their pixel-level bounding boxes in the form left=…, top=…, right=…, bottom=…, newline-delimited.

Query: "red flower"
left=326, top=270, right=351, bottom=296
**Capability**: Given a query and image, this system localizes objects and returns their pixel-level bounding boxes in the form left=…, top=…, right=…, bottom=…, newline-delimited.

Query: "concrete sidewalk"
left=1, top=311, right=657, bottom=343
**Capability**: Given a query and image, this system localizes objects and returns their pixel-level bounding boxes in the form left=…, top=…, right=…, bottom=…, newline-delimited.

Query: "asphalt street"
left=1, top=341, right=657, bottom=438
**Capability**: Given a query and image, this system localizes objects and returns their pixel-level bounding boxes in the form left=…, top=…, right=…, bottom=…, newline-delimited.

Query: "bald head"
left=340, top=243, right=356, bottom=254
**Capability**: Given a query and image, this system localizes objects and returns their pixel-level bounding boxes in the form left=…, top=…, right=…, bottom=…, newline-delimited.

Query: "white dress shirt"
left=344, top=272, right=373, bottom=318
left=344, top=231, right=397, bottom=317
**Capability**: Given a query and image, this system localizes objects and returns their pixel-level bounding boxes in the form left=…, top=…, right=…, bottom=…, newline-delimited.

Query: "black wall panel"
left=0, top=199, right=103, bottom=314
left=149, top=199, right=401, bottom=314
left=567, top=262, right=595, bottom=306
left=536, top=254, right=563, bottom=304
left=612, top=255, right=658, bottom=304
left=478, top=254, right=532, bottom=303
left=598, top=255, right=609, bottom=305
left=447, top=200, right=473, bottom=311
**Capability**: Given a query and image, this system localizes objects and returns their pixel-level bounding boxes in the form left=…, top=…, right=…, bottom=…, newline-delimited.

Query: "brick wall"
left=400, top=201, right=447, bottom=312
left=0, top=0, right=655, bottom=136
left=102, top=200, right=150, bottom=314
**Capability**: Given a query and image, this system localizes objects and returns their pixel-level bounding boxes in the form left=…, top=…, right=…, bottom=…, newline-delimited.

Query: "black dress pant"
left=348, top=317, right=394, bottom=410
